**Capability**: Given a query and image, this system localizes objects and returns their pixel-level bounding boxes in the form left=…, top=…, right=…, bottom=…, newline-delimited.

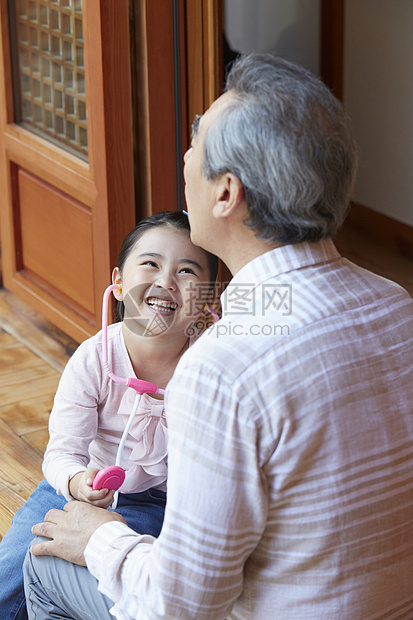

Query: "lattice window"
left=9, top=0, right=88, bottom=159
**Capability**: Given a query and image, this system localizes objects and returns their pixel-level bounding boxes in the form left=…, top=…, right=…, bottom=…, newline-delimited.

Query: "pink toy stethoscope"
left=93, top=282, right=219, bottom=508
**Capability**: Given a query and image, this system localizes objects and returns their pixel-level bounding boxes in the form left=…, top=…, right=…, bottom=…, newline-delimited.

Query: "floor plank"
left=0, top=363, right=60, bottom=408
left=0, top=290, right=76, bottom=539
left=0, top=289, right=77, bottom=373
left=0, top=397, right=54, bottom=442
left=0, top=418, right=45, bottom=536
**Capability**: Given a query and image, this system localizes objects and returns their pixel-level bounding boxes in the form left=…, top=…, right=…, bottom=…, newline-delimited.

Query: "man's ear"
left=213, top=173, right=244, bottom=219
left=112, top=267, right=123, bottom=300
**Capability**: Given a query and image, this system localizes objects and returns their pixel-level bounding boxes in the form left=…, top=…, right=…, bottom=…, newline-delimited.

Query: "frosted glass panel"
left=9, top=0, right=88, bottom=160
left=224, top=0, right=320, bottom=76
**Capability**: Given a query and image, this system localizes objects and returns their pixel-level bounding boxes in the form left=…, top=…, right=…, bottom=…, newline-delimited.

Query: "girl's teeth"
left=147, top=298, right=177, bottom=312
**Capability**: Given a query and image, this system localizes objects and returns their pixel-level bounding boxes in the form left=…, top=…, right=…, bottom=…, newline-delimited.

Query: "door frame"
left=320, top=0, right=344, bottom=99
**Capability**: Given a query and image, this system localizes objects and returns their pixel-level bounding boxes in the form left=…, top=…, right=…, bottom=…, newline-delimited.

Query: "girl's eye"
left=179, top=267, right=196, bottom=275
left=143, top=261, right=158, bottom=268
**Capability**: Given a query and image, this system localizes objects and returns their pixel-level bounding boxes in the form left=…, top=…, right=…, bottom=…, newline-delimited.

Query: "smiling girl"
left=0, top=211, right=218, bottom=620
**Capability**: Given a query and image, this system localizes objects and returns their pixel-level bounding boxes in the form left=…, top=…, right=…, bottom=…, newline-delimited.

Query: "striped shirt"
left=86, top=239, right=413, bottom=619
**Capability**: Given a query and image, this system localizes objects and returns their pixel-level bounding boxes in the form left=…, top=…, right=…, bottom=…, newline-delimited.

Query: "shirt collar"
left=221, top=238, right=341, bottom=306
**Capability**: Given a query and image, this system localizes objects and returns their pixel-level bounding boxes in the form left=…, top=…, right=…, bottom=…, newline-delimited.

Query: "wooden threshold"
left=0, top=287, right=78, bottom=373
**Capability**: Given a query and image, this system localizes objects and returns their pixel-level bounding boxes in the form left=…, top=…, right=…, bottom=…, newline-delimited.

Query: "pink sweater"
left=43, top=322, right=167, bottom=501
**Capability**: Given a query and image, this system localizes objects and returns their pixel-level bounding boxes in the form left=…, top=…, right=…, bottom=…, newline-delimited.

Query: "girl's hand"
left=69, top=468, right=115, bottom=508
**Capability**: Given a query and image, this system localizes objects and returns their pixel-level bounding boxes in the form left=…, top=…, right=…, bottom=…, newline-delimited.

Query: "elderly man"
left=24, top=53, right=413, bottom=619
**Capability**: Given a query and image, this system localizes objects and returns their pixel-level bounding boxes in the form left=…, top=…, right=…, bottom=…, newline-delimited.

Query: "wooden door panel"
left=18, top=169, right=94, bottom=313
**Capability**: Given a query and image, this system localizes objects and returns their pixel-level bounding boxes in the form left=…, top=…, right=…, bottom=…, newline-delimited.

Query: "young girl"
left=0, top=211, right=218, bottom=620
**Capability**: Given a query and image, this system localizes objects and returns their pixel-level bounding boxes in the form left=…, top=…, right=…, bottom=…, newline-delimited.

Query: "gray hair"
left=202, top=53, right=358, bottom=244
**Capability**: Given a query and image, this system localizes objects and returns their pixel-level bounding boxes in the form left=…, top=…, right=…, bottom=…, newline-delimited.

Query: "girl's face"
left=113, top=226, right=212, bottom=339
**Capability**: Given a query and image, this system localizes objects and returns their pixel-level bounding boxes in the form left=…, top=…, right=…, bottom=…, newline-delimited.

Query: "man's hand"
left=30, top=501, right=126, bottom=566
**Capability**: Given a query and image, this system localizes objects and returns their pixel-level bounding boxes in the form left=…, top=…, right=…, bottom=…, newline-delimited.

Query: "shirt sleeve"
left=42, top=338, right=102, bottom=500
left=84, top=348, right=268, bottom=619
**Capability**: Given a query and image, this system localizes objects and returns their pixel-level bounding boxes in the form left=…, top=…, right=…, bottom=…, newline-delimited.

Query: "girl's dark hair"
left=115, top=211, right=219, bottom=322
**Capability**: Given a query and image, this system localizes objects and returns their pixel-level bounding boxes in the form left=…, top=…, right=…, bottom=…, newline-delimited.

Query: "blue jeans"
left=0, top=480, right=166, bottom=620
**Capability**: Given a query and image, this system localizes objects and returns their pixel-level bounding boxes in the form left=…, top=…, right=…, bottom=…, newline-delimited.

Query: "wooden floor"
left=0, top=290, right=77, bottom=539
left=0, top=220, right=412, bottom=540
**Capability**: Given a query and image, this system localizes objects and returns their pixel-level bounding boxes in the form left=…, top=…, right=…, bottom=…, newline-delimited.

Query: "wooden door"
left=130, top=0, right=223, bottom=219
left=320, top=0, right=344, bottom=99
left=0, top=0, right=135, bottom=342
left=183, top=0, right=229, bottom=284
left=184, top=0, right=223, bottom=138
